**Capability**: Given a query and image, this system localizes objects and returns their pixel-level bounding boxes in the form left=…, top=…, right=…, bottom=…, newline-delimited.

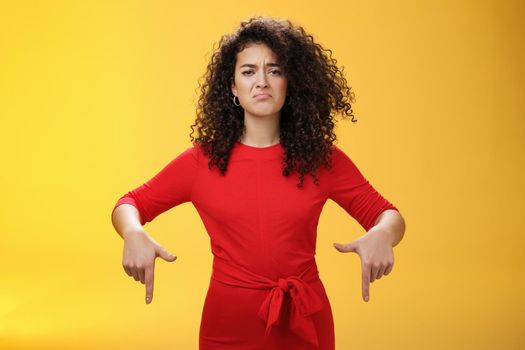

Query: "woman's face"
left=231, top=43, right=288, bottom=119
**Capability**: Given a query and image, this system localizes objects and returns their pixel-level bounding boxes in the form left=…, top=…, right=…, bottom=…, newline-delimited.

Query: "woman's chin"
left=244, top=107, right=284, bottom=119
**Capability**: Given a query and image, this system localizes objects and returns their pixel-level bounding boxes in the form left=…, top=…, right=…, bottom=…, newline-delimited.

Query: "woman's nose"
left=255, top=71, right=269, bottom=87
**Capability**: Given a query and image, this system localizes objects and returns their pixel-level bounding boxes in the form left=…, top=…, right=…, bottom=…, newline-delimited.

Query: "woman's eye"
left=241, top=70, right=281, bottom=76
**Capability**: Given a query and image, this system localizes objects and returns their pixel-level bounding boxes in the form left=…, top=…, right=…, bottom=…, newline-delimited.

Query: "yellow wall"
left=1, top=1, right=523, bottom=349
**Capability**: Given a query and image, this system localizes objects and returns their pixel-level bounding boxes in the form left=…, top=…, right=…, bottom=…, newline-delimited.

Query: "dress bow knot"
left=211, top=257, right=324, bottom=348
left=278, top=277, right=290, bottom=292
left=257, top=275, right=324, bottom=347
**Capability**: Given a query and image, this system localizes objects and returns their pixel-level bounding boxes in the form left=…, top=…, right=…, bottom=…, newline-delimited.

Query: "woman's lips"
left=254, top=93, right=271, bottom=99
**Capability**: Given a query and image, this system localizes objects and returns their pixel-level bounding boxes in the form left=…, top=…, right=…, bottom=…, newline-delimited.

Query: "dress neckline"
left=235, top=140, right=282, bottom=150
left=233, top=140, right=283, bottom=159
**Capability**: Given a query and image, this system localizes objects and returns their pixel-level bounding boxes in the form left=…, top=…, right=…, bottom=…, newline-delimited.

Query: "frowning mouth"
left=253, top=93, right=271, bottom=99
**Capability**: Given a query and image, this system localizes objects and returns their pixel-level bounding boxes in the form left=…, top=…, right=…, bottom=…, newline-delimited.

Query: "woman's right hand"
left=122, top=229, right=178, bottom=304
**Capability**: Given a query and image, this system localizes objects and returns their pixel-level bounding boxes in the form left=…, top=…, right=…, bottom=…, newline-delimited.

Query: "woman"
left=111, top=16, right=405, bottom=350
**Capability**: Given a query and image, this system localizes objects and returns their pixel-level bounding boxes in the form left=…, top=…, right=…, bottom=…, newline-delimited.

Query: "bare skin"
left=111, top=204, right=177, bottom=304
left=333, top=209, right=406, bottom=302
left=231, top=42, right=288, bottom=147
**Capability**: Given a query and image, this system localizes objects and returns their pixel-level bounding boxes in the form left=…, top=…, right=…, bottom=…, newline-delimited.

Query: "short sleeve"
left=327, top=144, right=398, bottom=231
left=112, top=143, right=199, bottom=225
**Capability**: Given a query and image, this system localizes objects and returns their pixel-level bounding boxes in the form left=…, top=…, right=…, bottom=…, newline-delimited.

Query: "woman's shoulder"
left=328, top=142, right=352, bottom=162
left=190, top=140, right=211, bottom=160
left=163, top=141, right=204, bottom=168
left=323, top=142, right=365, bottom=178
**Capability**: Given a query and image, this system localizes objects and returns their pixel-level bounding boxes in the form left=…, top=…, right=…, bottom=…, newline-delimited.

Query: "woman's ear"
left=231, top=82, right=237, bottom=96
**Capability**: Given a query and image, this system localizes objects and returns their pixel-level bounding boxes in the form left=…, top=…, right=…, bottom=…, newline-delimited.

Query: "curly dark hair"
left=189, top=16, right=357, bottom=188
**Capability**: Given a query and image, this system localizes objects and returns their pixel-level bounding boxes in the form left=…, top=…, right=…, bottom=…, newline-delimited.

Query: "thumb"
left=333, top=241, right=358, bottom=253
left=157, top=247, right=178, bottom=262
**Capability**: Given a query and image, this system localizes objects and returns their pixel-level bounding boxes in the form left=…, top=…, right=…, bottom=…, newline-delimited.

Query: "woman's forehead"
left=236, top=44, right=279, bottom=64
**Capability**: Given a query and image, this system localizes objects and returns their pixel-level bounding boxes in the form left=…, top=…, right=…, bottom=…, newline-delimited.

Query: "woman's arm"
left=111, top=202, right=177, bottom=304
left=333, top=208, right=406, bottom=302
left=109, top=144, right=198, bottom=304
left=111, top=203, right=146, bottom=239
left=373, top=209, right=406, bottom=247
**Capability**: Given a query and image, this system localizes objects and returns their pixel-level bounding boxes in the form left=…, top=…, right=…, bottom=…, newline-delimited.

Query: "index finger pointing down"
left=145, top=266, right=154, bottom=304
left=362, top=263, right=371, bottom=302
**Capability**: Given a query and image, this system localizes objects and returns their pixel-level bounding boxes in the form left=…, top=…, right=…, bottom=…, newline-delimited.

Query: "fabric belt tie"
left=211, top=256, right=324, bottom=347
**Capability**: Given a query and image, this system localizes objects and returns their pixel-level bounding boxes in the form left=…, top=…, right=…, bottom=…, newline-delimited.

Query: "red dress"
left=113, top=141, right=398, bottom=349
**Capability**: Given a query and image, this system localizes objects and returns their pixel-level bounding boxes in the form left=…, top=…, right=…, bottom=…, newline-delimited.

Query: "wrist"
left=122, top=228, right=147, bottom=240
left=369, top=225, right=396, bottom=246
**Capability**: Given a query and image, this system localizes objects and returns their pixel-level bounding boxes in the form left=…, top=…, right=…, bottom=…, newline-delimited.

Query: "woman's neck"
left=240, top=113, right=280, bottom=147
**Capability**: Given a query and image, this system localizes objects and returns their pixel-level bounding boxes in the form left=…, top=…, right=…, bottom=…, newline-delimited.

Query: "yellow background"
left=1, top=0, right=524, bottom=349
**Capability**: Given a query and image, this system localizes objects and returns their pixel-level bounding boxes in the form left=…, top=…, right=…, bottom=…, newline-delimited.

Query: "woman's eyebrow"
left=239, top=63, right=281, bottom=68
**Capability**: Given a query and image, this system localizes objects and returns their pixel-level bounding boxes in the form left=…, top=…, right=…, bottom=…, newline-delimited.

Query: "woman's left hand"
left=333, top=226, right=395, bottom=303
